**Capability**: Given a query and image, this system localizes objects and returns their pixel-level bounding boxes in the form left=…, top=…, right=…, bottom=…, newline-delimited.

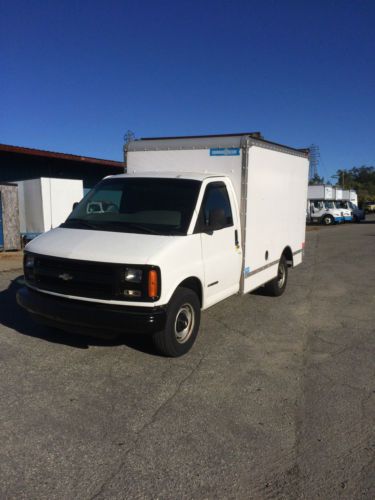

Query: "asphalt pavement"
left=0, top=218, right=374, bottom=499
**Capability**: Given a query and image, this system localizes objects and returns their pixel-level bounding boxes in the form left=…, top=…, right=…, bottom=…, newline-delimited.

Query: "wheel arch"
left=282, top=246, right=294, bottom=268
left=175, top=276, right=203, bottom=308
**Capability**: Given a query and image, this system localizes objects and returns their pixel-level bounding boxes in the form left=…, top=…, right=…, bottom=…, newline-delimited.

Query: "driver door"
left=195, top=181, right=242, bottom=307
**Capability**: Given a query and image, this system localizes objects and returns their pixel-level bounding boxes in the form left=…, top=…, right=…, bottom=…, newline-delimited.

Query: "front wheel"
left=322, top=214, right=334, bottom=225
left=264, top=256, right=288, bottom=297
left=152, top=287, right=201, bottom=357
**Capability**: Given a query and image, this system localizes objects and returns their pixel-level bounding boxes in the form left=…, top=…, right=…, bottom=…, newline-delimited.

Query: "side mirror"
left=72, top=202, right=79, bottom=211
left=208, top=208, right=226, bottom=231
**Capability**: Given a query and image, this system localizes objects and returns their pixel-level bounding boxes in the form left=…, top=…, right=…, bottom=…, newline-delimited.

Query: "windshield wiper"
left=62, top=218, right=101, bottom=230
left=126, top=223, right=162, bottom=235
left=102, top=221, right=162, bottom=235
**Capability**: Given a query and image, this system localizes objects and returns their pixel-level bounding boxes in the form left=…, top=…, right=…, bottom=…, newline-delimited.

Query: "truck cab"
left=337, top=199, right=367, bottom=222
left=334, top=200, right=353, bottom=222
left=17, top=172, right=243, bottom=356
left=308, top=199, right=344, bottom=225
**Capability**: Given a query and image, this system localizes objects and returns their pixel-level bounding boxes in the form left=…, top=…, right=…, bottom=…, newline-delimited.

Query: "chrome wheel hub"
left=278, top=264, right=286, bottom=288
left=174, top=304, right=195, bottom=344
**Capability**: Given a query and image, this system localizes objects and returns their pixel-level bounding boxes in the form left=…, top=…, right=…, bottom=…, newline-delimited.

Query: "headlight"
left=25, top=254, right=35, bottom=269
left=124, top=268, right=143, bottom=283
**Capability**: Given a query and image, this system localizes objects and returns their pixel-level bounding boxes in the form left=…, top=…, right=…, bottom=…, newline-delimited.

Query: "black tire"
left=152, top=287, right=201, bottom=357
left=322, top=214, right=334, bottom=226
left=264, top=256, right=288, bottom=297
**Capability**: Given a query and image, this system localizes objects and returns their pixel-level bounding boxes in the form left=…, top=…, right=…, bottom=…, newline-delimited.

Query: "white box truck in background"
left=339, top=189, right=364, bottom=222
left=17, top=133, right=309, bottom=357
left=17, top=178, right=84, bottom=237
left=307, top=184, right=355, bottom=224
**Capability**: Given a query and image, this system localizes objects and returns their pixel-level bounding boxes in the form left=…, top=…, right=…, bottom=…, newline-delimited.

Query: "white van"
left=17, top=133, right=309, bottom=356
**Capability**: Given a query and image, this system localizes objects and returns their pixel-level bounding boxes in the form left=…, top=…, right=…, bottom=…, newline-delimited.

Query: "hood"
left=26, top=227, right=182, bottom=265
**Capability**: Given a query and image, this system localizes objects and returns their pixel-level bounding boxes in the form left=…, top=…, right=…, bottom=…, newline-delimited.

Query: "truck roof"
left=127, top=133, right=309, bottom=157
left=106, top=171, right=225, bottom=182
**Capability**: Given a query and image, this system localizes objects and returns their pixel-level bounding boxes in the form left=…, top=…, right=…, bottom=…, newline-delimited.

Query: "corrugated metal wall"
left=0, top=184, right=21, bottom=251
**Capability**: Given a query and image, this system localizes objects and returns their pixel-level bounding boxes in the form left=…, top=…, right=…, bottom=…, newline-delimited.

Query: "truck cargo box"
left=127, top=134, right=309, bottom=294
left=307, top=185, right=333, bottom=200
left=17, top=178, right=83, bottom=234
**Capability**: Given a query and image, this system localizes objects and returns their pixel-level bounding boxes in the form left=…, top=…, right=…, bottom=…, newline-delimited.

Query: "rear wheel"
left=322, top=214, right=334, bottom=225
left=264, top=256, right=288, bottom=297
left=152, top=287, right=200, bottom=357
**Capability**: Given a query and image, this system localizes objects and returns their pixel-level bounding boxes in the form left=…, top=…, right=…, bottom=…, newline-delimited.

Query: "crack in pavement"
left=89, top=349, right=207, bottom=499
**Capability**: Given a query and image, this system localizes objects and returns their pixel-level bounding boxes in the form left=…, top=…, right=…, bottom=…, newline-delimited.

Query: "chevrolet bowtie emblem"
left=58, top=273, right=73, bottom=281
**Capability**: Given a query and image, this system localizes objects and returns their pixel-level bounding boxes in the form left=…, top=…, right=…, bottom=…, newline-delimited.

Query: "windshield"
left=61, top=177, right=201, bottom=235
left=324, top=201, right=335, bottom=209
left=335, top=201, right=347, bottom=209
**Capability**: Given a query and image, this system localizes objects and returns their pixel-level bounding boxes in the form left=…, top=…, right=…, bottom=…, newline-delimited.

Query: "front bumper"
left=16, top=287, right=166, bottom=337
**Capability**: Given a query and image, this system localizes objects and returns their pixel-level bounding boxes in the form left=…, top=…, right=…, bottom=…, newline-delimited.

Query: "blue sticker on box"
left=210, top=148, right=240, bottom=156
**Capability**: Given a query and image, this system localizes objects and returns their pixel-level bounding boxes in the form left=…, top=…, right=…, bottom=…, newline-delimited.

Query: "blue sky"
left=1, top=0, right=374, bottom=181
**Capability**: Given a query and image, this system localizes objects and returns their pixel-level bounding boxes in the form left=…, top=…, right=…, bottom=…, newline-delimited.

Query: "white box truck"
left=339, top=189, right=364, bottom=222
left=17, top=133, right=309, bottom=357
left=307, top=184, right=347, bottom=225
left=17, top=178, right=84, bottom=238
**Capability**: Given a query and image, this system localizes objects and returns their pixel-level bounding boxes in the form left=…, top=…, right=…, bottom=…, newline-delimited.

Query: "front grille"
left=27, top=254, right=121, bottom=300
left=24, top=253, right=161, bottom=302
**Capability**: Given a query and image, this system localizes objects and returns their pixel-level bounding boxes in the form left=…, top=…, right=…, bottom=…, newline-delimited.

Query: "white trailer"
left=18, top=133, right=309, bottom=357
left=17, top=178, right=83, bottom=235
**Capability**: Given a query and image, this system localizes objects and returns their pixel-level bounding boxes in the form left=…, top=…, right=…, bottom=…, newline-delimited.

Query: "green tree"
left=333, top=166, right=375, bottom=204
left=309, top=173, right=325, bottom=185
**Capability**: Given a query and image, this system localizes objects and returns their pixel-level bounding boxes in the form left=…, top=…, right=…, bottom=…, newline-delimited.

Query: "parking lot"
left=0, top=218, right=374, bottom=499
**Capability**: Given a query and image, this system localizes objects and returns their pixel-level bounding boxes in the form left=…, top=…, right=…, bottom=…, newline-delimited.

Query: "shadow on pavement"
left=0, top=275, right=156, bottom=355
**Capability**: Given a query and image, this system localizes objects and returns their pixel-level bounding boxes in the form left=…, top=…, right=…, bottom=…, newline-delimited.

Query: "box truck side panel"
left=40, top=178, right=83, bottom=231
left=50, top=179, right=83, bottom=228
left=308, top=185, right=333, bottom=200
left=41, top=178, right=52, bottom=231
left=17, top=179, right=45, bottom=233
left=308, top=185, right=323, bottom=199
left=127, top=149, right=243, bottom=201
left=325, top=186, right=333, bottom=199
left=243, top=146, right=308, bottom=294
left=335, top=188, right=343, bottom=200
left=350, top=191, right=358, bottom=205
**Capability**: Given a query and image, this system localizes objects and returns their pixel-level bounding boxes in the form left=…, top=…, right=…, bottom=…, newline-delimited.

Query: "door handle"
left=235, top=229, right=239, bottom=247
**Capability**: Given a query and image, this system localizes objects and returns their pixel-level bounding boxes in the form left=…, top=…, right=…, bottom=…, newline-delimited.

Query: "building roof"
left=0, top=143, right=123, bottom=168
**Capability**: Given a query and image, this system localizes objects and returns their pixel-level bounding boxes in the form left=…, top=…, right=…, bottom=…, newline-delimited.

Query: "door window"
left=195, top=182, right=233, bottom=232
